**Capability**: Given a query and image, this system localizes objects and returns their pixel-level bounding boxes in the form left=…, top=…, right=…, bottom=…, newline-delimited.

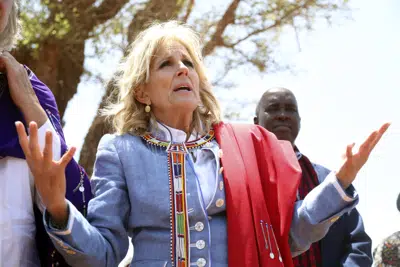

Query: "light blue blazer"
left=44, top=132, right=359, bottom=267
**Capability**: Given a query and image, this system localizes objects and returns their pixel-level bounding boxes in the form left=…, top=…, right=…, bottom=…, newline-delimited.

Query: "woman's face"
left=0, top=0, right=13, bottom=34
left=138, top=41, right=201, bottom=118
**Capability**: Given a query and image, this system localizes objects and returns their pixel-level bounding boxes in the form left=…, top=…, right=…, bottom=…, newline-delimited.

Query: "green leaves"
left=19, top=1, right=71, bottom=49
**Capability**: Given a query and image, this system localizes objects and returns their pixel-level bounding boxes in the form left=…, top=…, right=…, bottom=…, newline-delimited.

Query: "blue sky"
left=63, top=0, right=400, bottom=247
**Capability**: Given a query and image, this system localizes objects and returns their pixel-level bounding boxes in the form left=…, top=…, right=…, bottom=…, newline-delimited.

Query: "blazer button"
left=195, top=222, right=204, bottom=232
left=197, top=258, right=207, bottom=267
left=196, top=240, right=206, bottom=250
left=216, top=198, right=224, bottom=208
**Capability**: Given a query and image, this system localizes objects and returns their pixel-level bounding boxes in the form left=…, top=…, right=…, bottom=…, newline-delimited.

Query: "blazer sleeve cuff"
left=303, top=171, right=359, bottom=224
left=329, top=172, right=357, bottom=202
left=44, top=200, right=75, bottom=236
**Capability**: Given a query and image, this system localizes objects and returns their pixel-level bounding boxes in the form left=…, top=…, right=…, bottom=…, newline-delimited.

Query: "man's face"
left=255, top=89, right=301, bottom=144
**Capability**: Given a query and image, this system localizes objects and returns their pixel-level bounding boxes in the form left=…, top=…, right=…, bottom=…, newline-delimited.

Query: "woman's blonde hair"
left=102, top=20, right=221, bottom=136
left=0, top=1, right=21, bottom=51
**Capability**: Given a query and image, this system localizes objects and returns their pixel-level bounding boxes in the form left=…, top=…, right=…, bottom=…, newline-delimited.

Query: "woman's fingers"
left=28, top=122, right=43, bottom=160
left=346, top=143, right=355, bottom=159
left=59, top=147, right=76, bottom=169
left=368, top=123, right=390, bottom=153
left=359, top=130, right=378, bottom=154
left=42, top=130, right=53, bottom=165
left=15, top=121, right=30, bottom=157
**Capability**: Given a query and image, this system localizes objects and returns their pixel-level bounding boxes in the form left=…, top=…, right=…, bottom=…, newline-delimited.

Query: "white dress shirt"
left=0, top=120, right=61, bottom=267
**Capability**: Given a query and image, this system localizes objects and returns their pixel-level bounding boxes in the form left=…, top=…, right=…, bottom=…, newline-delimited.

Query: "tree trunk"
left=14, top=0, right=130, bottom=121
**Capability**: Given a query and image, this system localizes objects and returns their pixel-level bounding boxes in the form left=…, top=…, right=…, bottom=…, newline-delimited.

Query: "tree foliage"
left=15, top=0, right=350, bottom=175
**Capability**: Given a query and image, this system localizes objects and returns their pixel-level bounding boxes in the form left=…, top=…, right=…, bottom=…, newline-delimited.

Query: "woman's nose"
left=176, top=62, right=189, bottom=76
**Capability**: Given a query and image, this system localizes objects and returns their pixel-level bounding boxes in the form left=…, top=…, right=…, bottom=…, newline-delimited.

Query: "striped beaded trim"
left=168, top=148, right=190, bottom=266
left=142, top=130, right=214, bottom=267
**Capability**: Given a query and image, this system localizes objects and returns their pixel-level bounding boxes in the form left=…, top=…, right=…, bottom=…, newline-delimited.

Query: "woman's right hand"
left=16, top=121, right=76, bottom=223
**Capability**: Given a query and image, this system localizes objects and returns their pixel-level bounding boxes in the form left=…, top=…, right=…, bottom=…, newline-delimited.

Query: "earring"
left=145, top=104, right=151, bottom=113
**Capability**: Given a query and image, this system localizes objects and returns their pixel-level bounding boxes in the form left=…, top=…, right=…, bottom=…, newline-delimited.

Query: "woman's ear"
left=135, top=85, right=150, bottom=105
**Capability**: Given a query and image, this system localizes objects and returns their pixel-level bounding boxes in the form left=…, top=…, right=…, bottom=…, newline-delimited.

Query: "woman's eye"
left=159, top=61, right=171, bottom=68
left=183, top=60, right=194, bottom=68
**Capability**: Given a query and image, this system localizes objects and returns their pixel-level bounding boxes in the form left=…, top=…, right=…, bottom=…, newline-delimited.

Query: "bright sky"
left=63, top=0, right=400, bottom=249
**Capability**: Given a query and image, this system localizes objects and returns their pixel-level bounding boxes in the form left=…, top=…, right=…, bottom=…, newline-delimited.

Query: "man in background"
left=254, top=87, right=373, bottom=267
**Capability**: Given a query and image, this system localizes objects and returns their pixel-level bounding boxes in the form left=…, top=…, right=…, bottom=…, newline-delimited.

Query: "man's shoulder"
left=303, top=158, right=331, bottom=183
left=311, top=162, right=331, bottom=174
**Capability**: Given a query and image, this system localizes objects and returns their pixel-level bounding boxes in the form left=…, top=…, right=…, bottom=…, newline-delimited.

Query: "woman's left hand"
left=0, top=51, right=47, bottom=127
left=336, top=122, right=390, bottom=189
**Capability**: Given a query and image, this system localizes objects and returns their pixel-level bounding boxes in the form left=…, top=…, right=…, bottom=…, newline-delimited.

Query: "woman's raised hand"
left=336, top=123, right=390, bottom=189
left=15, top=121, right=75, bottom=222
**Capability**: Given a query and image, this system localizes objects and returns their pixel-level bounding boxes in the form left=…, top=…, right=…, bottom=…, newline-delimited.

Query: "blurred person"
left=0, top=0, right=91, bottom=266
left=373, top=193, right=400, bottom=267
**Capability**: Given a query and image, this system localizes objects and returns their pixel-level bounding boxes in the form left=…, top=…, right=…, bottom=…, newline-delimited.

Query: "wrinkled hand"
left=336, top=123, right=390, bottom=189
left=16, top=121, right=75, bottom=221
left=0, top=52, right=47, bottom=126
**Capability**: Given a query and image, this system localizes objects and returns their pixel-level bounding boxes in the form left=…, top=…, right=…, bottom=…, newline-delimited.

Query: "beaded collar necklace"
left=142, top=129, right=215, bottom=151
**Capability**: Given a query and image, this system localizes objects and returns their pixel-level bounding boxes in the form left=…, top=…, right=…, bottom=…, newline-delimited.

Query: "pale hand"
left=336, top=123, right=390, bottom=189
left=0, top=52, right=47, bottom=127
left=16, top=121, right=76, bottom=222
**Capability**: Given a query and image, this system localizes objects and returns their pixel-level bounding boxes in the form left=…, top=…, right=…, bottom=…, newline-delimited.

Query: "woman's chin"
left=168, top=96, right=198, bottom=110
left=170, top=101, right=198, bottom=113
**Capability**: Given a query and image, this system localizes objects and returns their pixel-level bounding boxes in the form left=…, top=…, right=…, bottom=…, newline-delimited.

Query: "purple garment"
left=0, top=67, right=92, bottom=266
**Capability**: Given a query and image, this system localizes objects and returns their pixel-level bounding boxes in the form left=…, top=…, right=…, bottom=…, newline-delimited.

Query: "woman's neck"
left=153, top=110, right=193, bottom=136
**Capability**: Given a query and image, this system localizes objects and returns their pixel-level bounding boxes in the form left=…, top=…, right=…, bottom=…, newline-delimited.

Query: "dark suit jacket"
left=313, top=163, right=373, bottom=267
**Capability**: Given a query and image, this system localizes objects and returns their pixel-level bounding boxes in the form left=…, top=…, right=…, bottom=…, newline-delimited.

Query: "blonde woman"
left=17, top=21, right=389, bottom=267
left=0, top=0, right=91, bottom=266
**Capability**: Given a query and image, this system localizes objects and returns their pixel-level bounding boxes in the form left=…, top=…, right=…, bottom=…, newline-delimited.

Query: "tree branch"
left=88, top=0, right=131, bottom=29
left=202, top=0, right=242, bottom=56
left=224, top=0, right=315, bottom=49
left=182, top=0, right=195, bottom=23
left=127, top=0, right=185, bottom=43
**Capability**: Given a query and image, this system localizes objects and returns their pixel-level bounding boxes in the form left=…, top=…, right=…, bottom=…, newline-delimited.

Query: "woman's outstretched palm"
left=16, top=121, right=75, bottom=214
left=336, top=122, right=390, bottom=189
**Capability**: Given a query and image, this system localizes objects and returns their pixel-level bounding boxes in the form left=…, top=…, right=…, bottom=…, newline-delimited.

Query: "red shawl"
left=214, top=122, right=301, bottom=267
